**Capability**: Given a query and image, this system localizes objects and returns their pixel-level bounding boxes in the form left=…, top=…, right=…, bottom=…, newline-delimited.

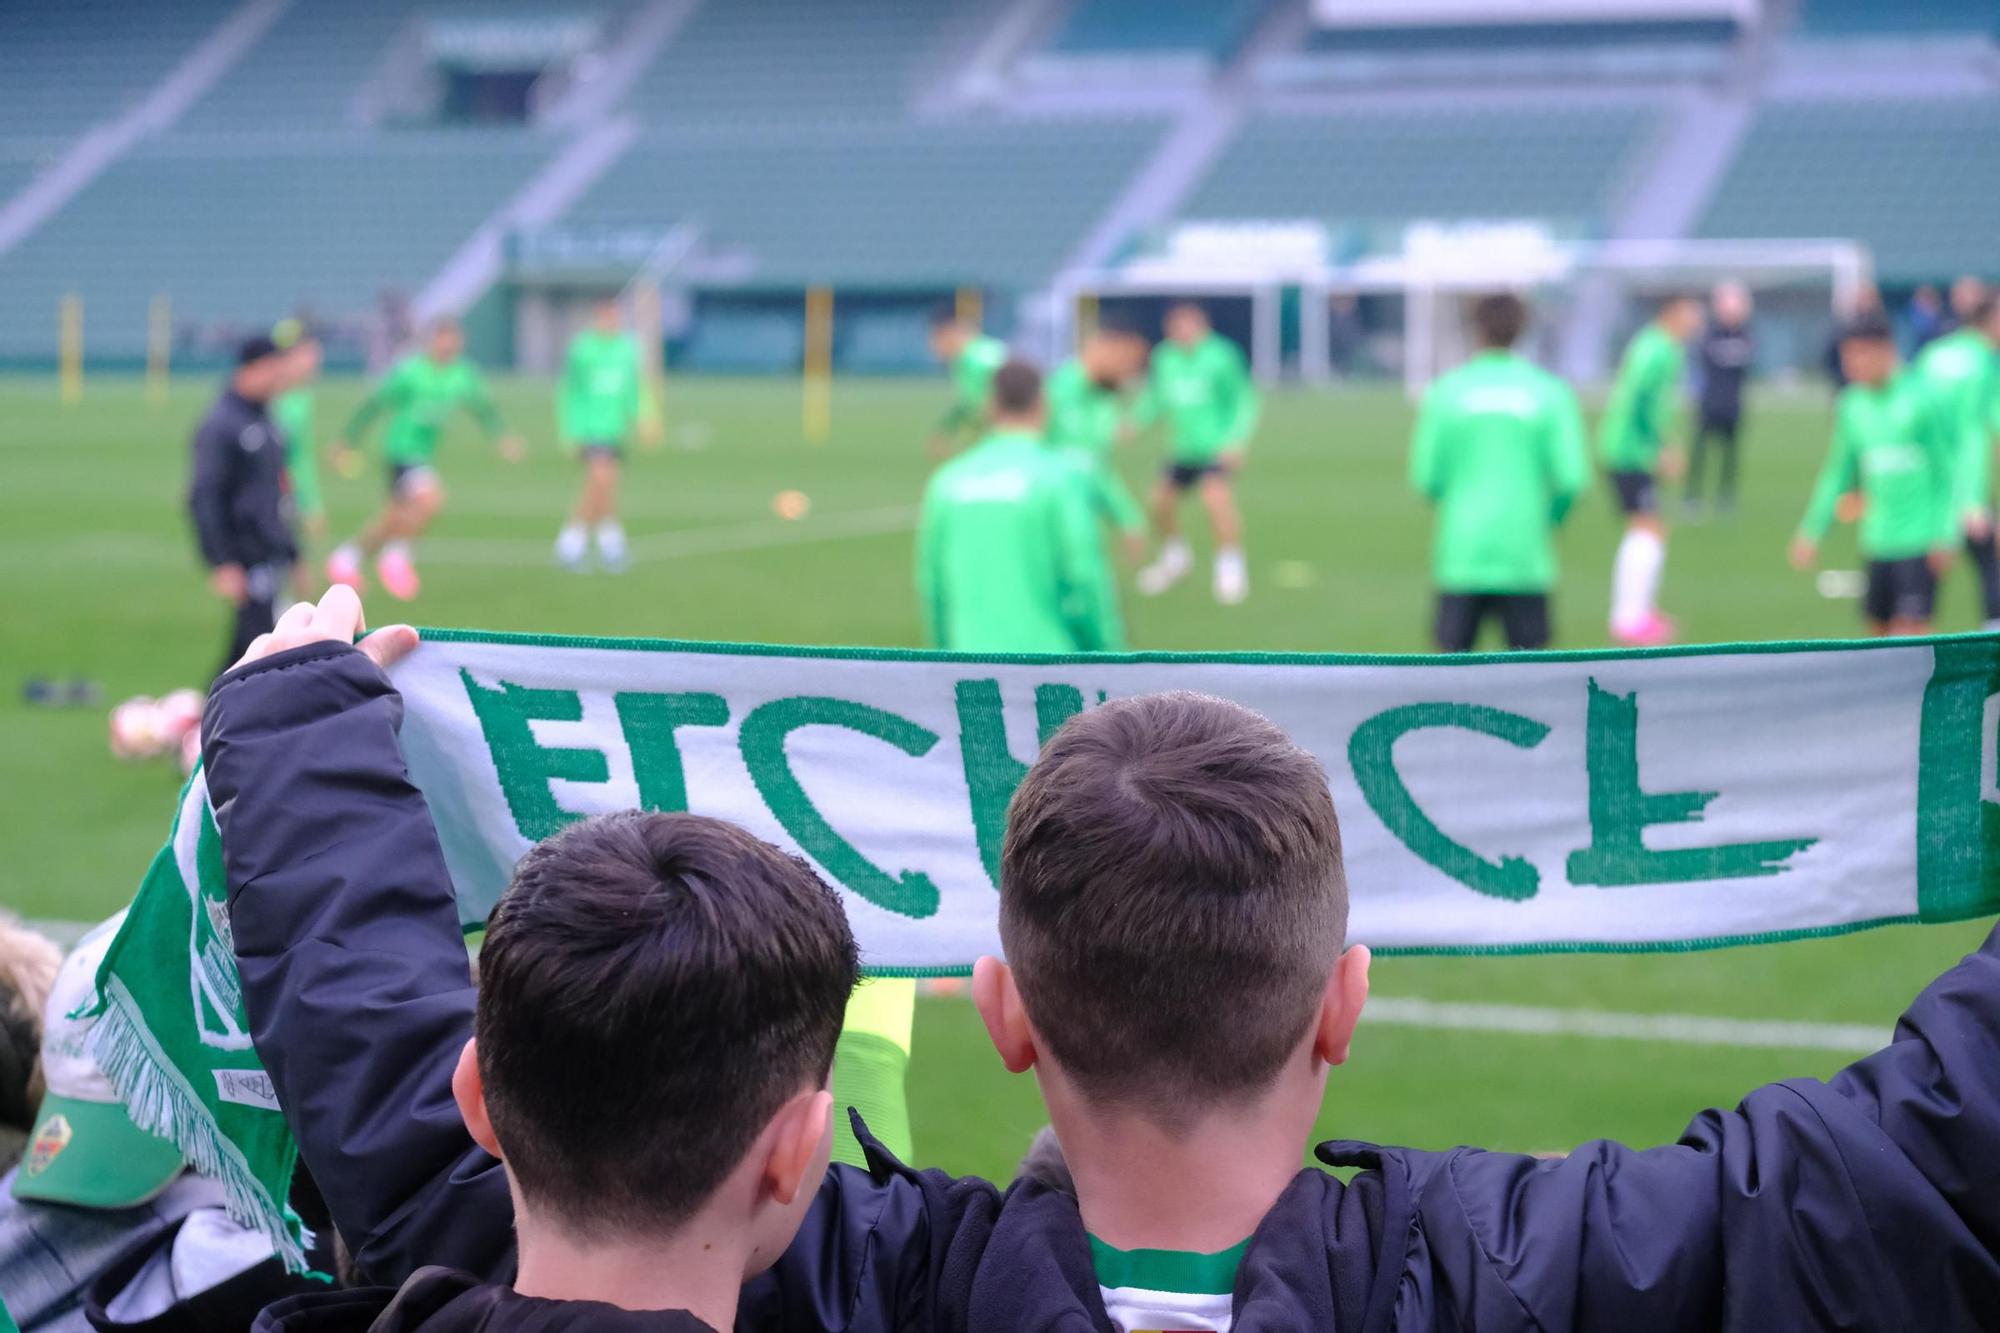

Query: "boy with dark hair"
left=925, top=306, right=1007, bottom=457
left=326, top=318, right=524, bottom=601
left=1911, top=292, right=2000, bottom=626
left=1132, top=303, right=1259, bottom=605
left=1410, top=293, right=1589, bottom=652
left=216, top=597, right=859, bottom=1330
left=916, top=360, right=1112, bottom=652
left=218, top=589, right=2000, bottom=1332
left=1791, top=313, right=1959, bottom=636
left=1601, top=294, right=1702, bottom=645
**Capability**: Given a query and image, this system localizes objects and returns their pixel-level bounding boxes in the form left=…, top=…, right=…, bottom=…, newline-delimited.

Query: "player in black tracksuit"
left=215, top=644, right=2000, bottom=1332
left=1684, top=283, right=1755, bottom=516
left=187, top=336, right=297, bottom=679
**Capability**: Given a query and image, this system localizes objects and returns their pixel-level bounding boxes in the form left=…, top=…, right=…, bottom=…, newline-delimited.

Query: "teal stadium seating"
left=1183, top=106, right=1654, bottom=232
left=176, top=0, right=419, bottom=133
left=1048, top=0, right=1268, bottom=58
left=1794, top=0, right=1996, bottom=38
left=566, top=120, right=1165, bottom=290
left=0, top=0, right=233, bottom=136
left=1698, top=99, right=2000, bottom=282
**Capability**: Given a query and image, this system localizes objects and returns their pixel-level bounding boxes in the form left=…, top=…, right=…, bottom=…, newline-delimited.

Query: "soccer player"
left=325, top=317, right=523, bottom=601
left=916, top=360, right=1110, bottom=653
left=1912, top=292, right=2000, bottom=626
left=1411, top=294, right=1590, bottom=652
left=1791, top=313, right=1958, bottom=637
left=1131, top=302, right=1259, bottom=604
left=187, top=336, right=296, bottom=680
left=1684, top=280, right=1755, bottom=518
left=553, top=298, right=653, bottom=573
left=1047, top=323, right=1149, bottom=533
left=271, top=322, right=324, bottom=595
left=925, top=306, right=1007, bottom=456
left=1600, top=294, right=1702, bottom=645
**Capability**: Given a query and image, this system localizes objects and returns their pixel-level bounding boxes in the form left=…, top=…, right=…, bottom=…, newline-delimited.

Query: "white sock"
left=596, top=520, right=627, bottom=559
left=1159, top=537, right=1191, bottom=568
left=330, top=542, right=359, bottom=565
left=1216, top=544, right=1244, bottom=574
left=555, top=522, right=588, bottom=562
left=382, top=540, right=411, bottom=562
left=1611, top=529, right=1664, bottom=631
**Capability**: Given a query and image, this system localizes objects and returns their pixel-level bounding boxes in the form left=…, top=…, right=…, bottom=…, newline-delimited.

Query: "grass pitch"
left=0, top=371, right=1988, bottom=1182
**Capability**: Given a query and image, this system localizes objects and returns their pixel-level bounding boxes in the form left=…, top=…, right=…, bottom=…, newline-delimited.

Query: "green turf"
left=2, top=371, right=1989, bottom=1184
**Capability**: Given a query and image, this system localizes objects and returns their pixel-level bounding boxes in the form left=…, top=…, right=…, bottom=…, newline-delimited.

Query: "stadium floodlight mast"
left=1050, top=229, right=1872, bottom=395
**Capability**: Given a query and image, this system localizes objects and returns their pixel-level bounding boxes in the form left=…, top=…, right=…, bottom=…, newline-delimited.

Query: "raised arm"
left=205, top=636, right=515, bottom=1285
left=1394, top=918, right=2000, bottom=1327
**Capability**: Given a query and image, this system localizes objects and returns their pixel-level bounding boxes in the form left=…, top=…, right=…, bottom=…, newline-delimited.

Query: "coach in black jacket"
left=211, top=633, right=2000, bottom=1331
left=188, top=336, right=296, bottom=679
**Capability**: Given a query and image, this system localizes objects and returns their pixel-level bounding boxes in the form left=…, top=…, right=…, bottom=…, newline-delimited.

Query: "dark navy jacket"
left=208, top=643, right=2000, bottom=1331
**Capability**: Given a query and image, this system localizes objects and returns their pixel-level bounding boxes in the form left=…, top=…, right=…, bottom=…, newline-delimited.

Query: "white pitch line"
left=419, top=503, right=919, bottom=566
left=1363, top=995, right=1885, bottom=1054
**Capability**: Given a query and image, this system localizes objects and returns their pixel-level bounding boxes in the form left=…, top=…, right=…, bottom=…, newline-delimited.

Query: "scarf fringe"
left=87, top=990, right=313, bottom=1273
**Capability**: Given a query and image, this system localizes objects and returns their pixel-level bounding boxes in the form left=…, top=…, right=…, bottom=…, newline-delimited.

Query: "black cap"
left=236, top=334, right=282, bottom=366
left=1841, top=311, right=1895, bottom=344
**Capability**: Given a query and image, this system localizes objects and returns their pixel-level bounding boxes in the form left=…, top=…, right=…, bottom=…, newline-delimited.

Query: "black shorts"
left=1165, top=460, right=1228, bottom=490
left=578, top=442, right=625, bottom=463
left=387, top=462, right=439, bottom=499
left=1608, top=470, right=1658, bottom=517
left=1435, top=593, right=1551, bottom=653
left=1864, top=557, right=1936, bottom=625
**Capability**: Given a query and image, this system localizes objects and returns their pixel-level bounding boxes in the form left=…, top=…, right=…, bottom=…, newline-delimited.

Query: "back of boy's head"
left=1470, top=293, right=1527, bottom=349
left=992, top=359, right=1043, bottom=417
left=999, top=692, right=1346, bottom=1114
left=476, top=811, right=858, bottom=1238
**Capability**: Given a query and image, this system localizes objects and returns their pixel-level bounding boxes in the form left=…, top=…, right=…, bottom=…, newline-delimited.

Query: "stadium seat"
left=0, top=0, right=235, bottom=137
left=1045, top=0, right=1269, bottom=59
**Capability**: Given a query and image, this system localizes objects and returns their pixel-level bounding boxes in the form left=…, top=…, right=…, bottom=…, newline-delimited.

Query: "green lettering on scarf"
left=1567, top=679, right=1816, bottom=886
left=1350, top=702, right=1550, bottom=901
left=955, top=679, right=1085, bottom=887
left=740, top=696, right=943, bottom=918
left=614, top=691, right=729, bottom=812
left=460, top=669, right=608, bottom=839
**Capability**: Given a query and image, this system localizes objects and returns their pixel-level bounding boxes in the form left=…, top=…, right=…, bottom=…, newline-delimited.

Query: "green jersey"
left=1047, top=444, right=1128, bottom=651
left=916, top=430, right=1109, bottom=653
left=1911, top=328, right=1997, bottom=519
left=559, top=329, right=643, bottom=446
left=936, top=334, right=1008, bottom=436
left=1598, top=323, right=1686, bottom=471
left=344, top=353, right=504, bottom=466
left=1045, top=357, right=1145, bottom=534
left=1135, top=333, right=1259, bottom=462
left=272, top=387, right=321, bottom=520
left=1798, top=369, right=1958, bottom=560
left=1411, top=350, right=1590, bottom=593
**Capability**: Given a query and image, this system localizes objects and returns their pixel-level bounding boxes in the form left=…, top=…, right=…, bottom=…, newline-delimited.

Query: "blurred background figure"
left=1685, top=280, right=1756, bottom=519
left=1906, top=284, right=1947, bottom=353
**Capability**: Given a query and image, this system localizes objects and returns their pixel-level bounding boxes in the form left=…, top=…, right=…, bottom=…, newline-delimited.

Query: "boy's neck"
left=1044, top=1070, right=1323, bottom=1255
left=512, top=1206, right=746, bottom=1331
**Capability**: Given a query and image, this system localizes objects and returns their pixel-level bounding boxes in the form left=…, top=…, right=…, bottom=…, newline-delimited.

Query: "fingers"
left=358, top=624, right=420, bottom=672
left=231, top=633, right=274, bottom=672
left=313, top=583, right=365, bottom=643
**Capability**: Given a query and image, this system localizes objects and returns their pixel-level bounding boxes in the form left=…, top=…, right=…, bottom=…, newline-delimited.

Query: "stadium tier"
left=566, top=120, right=1166, bottom=289
left=1182, top=105, right=1657, bottom=235
left=1697, top=99, right=2000, bottom=282
left=1793, top=0, right=1997, bottom=38
left=625, top=0, right=982, bottom=127
left=0, top=0, right=235, bottom=136
left=0, top=133, right=553, bottom=361
left=172, top=0, right=418, bottom=133
left=1046, top=0, right=1269, bottom=58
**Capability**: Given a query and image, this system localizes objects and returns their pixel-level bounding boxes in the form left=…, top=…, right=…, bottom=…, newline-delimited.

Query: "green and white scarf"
left=89, top=630, right=2000, bottom=1263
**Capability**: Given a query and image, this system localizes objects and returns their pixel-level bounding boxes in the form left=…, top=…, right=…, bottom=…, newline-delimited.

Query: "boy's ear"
left=972, top=955, right=1038, bottom=1074
left=763, top=1087, right=833, bottom=1207
left=1314, top=944, right=1372, bottom=1069
left=452, top=1039, right=503, bottom=1160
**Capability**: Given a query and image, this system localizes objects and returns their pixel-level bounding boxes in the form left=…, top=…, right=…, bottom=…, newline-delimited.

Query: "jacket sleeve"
left=203, top=641, right=516, bottom=1287
left=1796, top=404, right=1858, bottom=544
left=187, top=417, right=242, bottom=568
left=1408, top=386, right=1446, bottom=504
left=1416, top=919, right=2000, bottom=1329
left=1547, top=384, right=1591, bottom=526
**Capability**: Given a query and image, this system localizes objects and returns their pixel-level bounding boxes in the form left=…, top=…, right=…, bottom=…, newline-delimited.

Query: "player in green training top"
left=554, top=298, right=656, bottom=574
left=1130, top=303, right=1260, bottom=604
left=1791, top=313, right=1959, bottom=636
left=270, top=322, right=325, bottom=595
left=917, top=360, right=1111, bottom=653
left=1411, top=294, right=1591, bottom=652
left=1911, top=292, right=2000, bottom=627
left=1600, top=294, right=1702, bottom=645
left=926, top=306, right=1008, bottom=456
left=1042, top=324, right=1151, bottom=651
left=326, top=317, right=523, bottom=601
